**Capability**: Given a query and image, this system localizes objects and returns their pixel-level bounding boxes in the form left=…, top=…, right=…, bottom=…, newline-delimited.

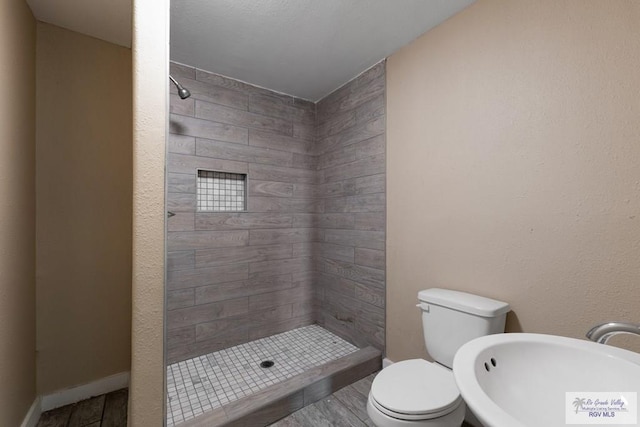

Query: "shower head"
left=169, top=75, right=191, bottom=99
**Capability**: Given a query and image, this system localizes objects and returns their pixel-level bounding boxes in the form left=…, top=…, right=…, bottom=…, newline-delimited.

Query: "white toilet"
left=367, top=288, right=510, bottom=427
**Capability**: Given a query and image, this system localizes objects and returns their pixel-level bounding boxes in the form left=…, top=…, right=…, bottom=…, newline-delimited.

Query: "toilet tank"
left=418, top=288, right=510, bottom=368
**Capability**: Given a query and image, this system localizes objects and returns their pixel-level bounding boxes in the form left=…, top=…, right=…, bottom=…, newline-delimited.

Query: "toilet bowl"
left=367, top=359, right=465, bottom=427
left=366, top=288, right=510, bottom=427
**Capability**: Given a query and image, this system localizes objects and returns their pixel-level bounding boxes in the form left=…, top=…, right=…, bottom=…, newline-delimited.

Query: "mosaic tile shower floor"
left=166, top=325, right=359, bottom=426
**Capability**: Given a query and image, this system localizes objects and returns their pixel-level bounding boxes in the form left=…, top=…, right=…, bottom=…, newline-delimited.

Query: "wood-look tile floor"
left=36, top=388, right=127, bottom=427
left=269, top=372, right=475, bottom=427
left=270, top=373, right=377, bottom=426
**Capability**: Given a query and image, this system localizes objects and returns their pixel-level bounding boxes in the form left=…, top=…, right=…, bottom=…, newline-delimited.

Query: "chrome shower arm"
left=169, top=75, right=191, bottom=99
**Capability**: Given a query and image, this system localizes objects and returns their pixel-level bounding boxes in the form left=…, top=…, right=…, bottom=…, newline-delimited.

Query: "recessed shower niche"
left=196, top=170, right=247, bottom=212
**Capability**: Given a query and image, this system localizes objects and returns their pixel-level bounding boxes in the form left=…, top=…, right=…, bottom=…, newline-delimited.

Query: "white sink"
left=453, top=333, right=640, bottom=427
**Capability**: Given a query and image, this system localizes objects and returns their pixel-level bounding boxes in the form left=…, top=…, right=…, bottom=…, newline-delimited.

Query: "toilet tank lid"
left=418, top=288, right=510, bottom=317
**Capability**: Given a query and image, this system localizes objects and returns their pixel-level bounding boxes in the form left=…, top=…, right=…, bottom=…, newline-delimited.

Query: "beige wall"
left=36, top=23, right=132, bottom=394
left=0, top=0, right=36, bottom=424
left=387, top=0, right=640, bottom=362
left=129, top=0, right=168, bottom=424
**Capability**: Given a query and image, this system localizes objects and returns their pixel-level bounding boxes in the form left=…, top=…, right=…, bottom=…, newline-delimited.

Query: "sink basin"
left=453, top=333, right=640, bottom=427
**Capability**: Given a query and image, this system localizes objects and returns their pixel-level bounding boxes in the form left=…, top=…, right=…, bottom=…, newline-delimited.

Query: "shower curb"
left=179, top=346, right=381, bottom=427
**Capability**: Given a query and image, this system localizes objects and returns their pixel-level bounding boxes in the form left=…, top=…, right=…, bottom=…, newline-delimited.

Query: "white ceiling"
left=171, top=0, right=475, bottom=101
left=25, top=0, right=475, bottom=101
left=26, top=0, right=132, bottom=48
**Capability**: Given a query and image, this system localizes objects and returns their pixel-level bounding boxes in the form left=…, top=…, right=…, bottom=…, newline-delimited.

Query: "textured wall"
left=315, top=62, right=386, bottom=350
left=0, top=0, right=36, bottom=425
left=167, top=62, right=318, bottom=363
left=387, top=0, right=640, bottom=362
left=128, top=0, right=168, bottom=423
left=36, top=22, right=132, bottom=394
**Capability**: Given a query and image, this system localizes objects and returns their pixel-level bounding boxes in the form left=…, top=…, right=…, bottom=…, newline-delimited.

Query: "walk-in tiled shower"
left=166, top=60, right=386, bottom=425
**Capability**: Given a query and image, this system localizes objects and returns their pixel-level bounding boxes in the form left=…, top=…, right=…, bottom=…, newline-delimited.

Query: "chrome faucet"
left=586, top=322, right=640, bottom=344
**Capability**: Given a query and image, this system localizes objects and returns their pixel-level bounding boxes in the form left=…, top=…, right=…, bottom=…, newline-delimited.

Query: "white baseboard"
left=41, top=371, right=130, bottom=412
left=382, top=357, right=394, bottom=369
left=20, top=397, right=41, bottom=427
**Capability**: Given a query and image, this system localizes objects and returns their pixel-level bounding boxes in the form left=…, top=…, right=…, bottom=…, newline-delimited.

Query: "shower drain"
left=260, top=360, right=275, bottom=369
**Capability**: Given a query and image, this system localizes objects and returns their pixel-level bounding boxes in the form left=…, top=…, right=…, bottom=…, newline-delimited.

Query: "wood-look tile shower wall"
left=315, top=62, right=386, bottom=349
left=166, top=61, right=386, bottom=363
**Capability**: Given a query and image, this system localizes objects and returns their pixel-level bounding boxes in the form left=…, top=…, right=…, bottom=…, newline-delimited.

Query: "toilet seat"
left=369, top=359, right=462, bottom=421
